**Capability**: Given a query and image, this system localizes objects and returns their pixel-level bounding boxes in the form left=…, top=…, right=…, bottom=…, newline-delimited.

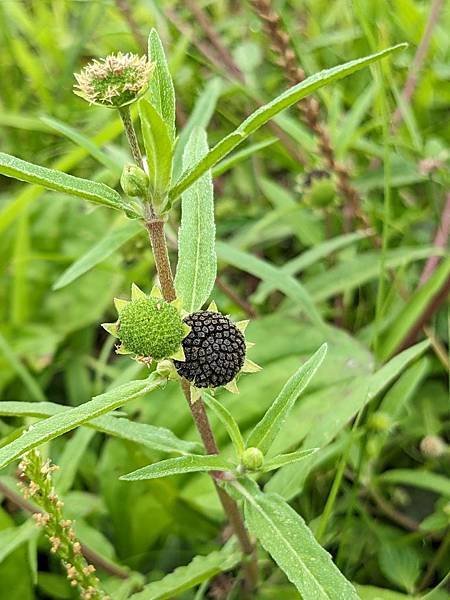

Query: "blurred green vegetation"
left=0, top=1, right=448, bottom=599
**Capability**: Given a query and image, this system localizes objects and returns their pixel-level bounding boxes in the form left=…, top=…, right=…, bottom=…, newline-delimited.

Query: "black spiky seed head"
left=174, top=311, right=246, bottom=388
left=117, top=298, right=184, bottom=360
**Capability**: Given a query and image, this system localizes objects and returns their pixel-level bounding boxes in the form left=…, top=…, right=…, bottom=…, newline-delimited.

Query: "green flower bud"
left=368, top=412, right=392, bottom=432
left=121, top=164, right=149, bottom=197
left=242, top=447, right=264, bottom=471
left=118, top=297, right=184, bottom=360
left=304, top=177, right=336, bottom=208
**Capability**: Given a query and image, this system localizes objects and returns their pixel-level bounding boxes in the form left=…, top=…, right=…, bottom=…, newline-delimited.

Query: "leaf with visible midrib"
left=129, top=543, right=240, bottom=600
left=0, top=151, right=134, bottom=214
left=148, top=29, right=176, bottom=141
left=175, top=128, right=216, bottom=312
left=120, top=454, right=231, bottom=481
left=169, top=44, right=406, bottom=202
left=247, top=343, right=328, bottom=453
left=234, top=479, right=359, bottom=599
left=0, top=375, right=163, bottom=471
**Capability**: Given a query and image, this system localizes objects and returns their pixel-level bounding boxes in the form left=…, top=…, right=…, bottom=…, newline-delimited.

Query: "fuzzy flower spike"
left=74, top=52, right=154, bottom=108
left=102, top=284, right=190, bottom=365
left=173, top=301, right=261, bottom=401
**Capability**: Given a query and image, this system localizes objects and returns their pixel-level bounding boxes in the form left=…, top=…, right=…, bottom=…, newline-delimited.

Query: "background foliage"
left=0, top=1, right=449, bottom=599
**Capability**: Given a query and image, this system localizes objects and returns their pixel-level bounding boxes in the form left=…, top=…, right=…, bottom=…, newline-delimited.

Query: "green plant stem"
left=144, top=215, right=258, bottom=592
left=119, top=106, right=144, bottom=169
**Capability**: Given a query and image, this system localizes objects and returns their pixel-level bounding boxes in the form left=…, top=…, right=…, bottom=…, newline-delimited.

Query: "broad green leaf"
left=173, top=78, right=222, bottom=180
left=378, top=470, right=450, bottom=497
left=40, top=116, right=121, bottom=174
left=0, top=521, right=37, bottom=564
left=378, top=257, right=450, bottom=360
left=253, top=230, right=370, bottom=303
left=129, top=543, right=240, bottom=600
left=378, top=544, right=421, bottom=594
left=52, top=219, right=142, bottom=290
left=234, top=479, right=359, bottom=599
left=0, top=401, right=199, bottom=456
left=267, top=340, right=430, bottom=501
left=120, top=454, right=231, bottom=481
left=169, top=44, right=406, bottom=201
left=175, top=128, right=216, bottom=312
left=139, top=99, right=173, bottom=201
left=202, top=392, right=245, bottom=458
left=356, top=585, right=413, bottom=599
left=216, top=241, right=324, bottom=328
left=148, top=28, right=176, bottom=141
left=247, top=344, right=327, bottom=453
left=262, top=448, right=319, bottom=472
left=0, top=375, right=164, bottom=471
left=0, top=151, right=134, bottom=214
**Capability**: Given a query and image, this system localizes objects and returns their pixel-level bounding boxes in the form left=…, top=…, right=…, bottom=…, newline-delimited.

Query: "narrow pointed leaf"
left=169, top=44, right=406, bottom=202
left=129, top=543, right=240, bottom=600
left=53, top=220, right=141, bottom=290
left=121, top=454, right=231, bottom=481
left=174, top=127, right=216, bottom=312
left=216, top=241, right=324, bottom=328
left=0, top=375, right=164, bottom=471
left=148, top=28, right=176, bottom=141
left=247, top=344, right=327, bottom=453
left=139, top=99, right=173, bottom=199
left=262, top=448, right=319, bottom=472
left=0, top=401, right=200, bottom=456
left=233, top=479, right=359, bottom=599
left=202, top=392, right=245, bottom=458
left=0, top=151, right=135, bottom=214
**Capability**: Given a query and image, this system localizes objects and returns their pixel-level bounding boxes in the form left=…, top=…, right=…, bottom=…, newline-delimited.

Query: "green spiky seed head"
left=121, top=164, right=149, bottom=197
left=117, top=298, right=184, bottom=360
left=304, top=177, right=336, bottom=208
left=242, top=447, right=264, bottom=471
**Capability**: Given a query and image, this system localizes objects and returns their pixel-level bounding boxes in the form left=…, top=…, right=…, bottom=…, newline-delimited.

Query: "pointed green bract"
left=174, top=127, right=217, bottom=312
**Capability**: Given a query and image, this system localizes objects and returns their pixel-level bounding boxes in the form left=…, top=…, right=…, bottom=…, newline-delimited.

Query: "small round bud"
left=304, top=177, right=336, bottom=209
left=118, top=298, right=184, bottom=360
left=121, top=164, right=149, bottom=197
left=368, top=412, right=392, bottom=432
left=242, top=447, right=264, bottom=471
left=174, top=311, right=246, bottom=388
left=420, top=435, right=447, bottom=458
left=74, top=53, right=153, bottom=108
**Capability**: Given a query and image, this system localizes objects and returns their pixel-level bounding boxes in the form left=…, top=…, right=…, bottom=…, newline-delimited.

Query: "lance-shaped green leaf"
left=173, top=78, right=222, bottom=179
left=233, top=479, right=359, bottom=599
left=120, top=454, right=232, bottom=481
left=129, top=542, right=240, bottom=600
left=0, top=375, right=164, bottom=471
left=216, top=242, right=324, bottom=328
left=0, top=401, right=199, bottom=456
left=202, top=392, right=245, bottom=458
left=175, top=128, right=216, bottom=312
left=262, top=448, right=319, bottom=472
left=148, top=28, right=176, bottom=141
left=168, top=44, right=406, bottom=202
left=247, top=344, right=327, bottom=453
left=53, top=219, right=142, bottom=290
left=0, top=151, right=136, bottom=214
left=139, top=99, right=173, bottom=202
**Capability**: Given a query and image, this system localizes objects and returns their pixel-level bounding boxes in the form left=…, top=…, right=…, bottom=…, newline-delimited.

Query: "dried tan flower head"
left=74, top=52, right=153, bottom=108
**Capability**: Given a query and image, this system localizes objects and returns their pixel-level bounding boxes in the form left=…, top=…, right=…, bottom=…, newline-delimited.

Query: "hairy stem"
left=145, top=218, right=257, bottom=591
left=119, top=106, right=144, bottom=168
